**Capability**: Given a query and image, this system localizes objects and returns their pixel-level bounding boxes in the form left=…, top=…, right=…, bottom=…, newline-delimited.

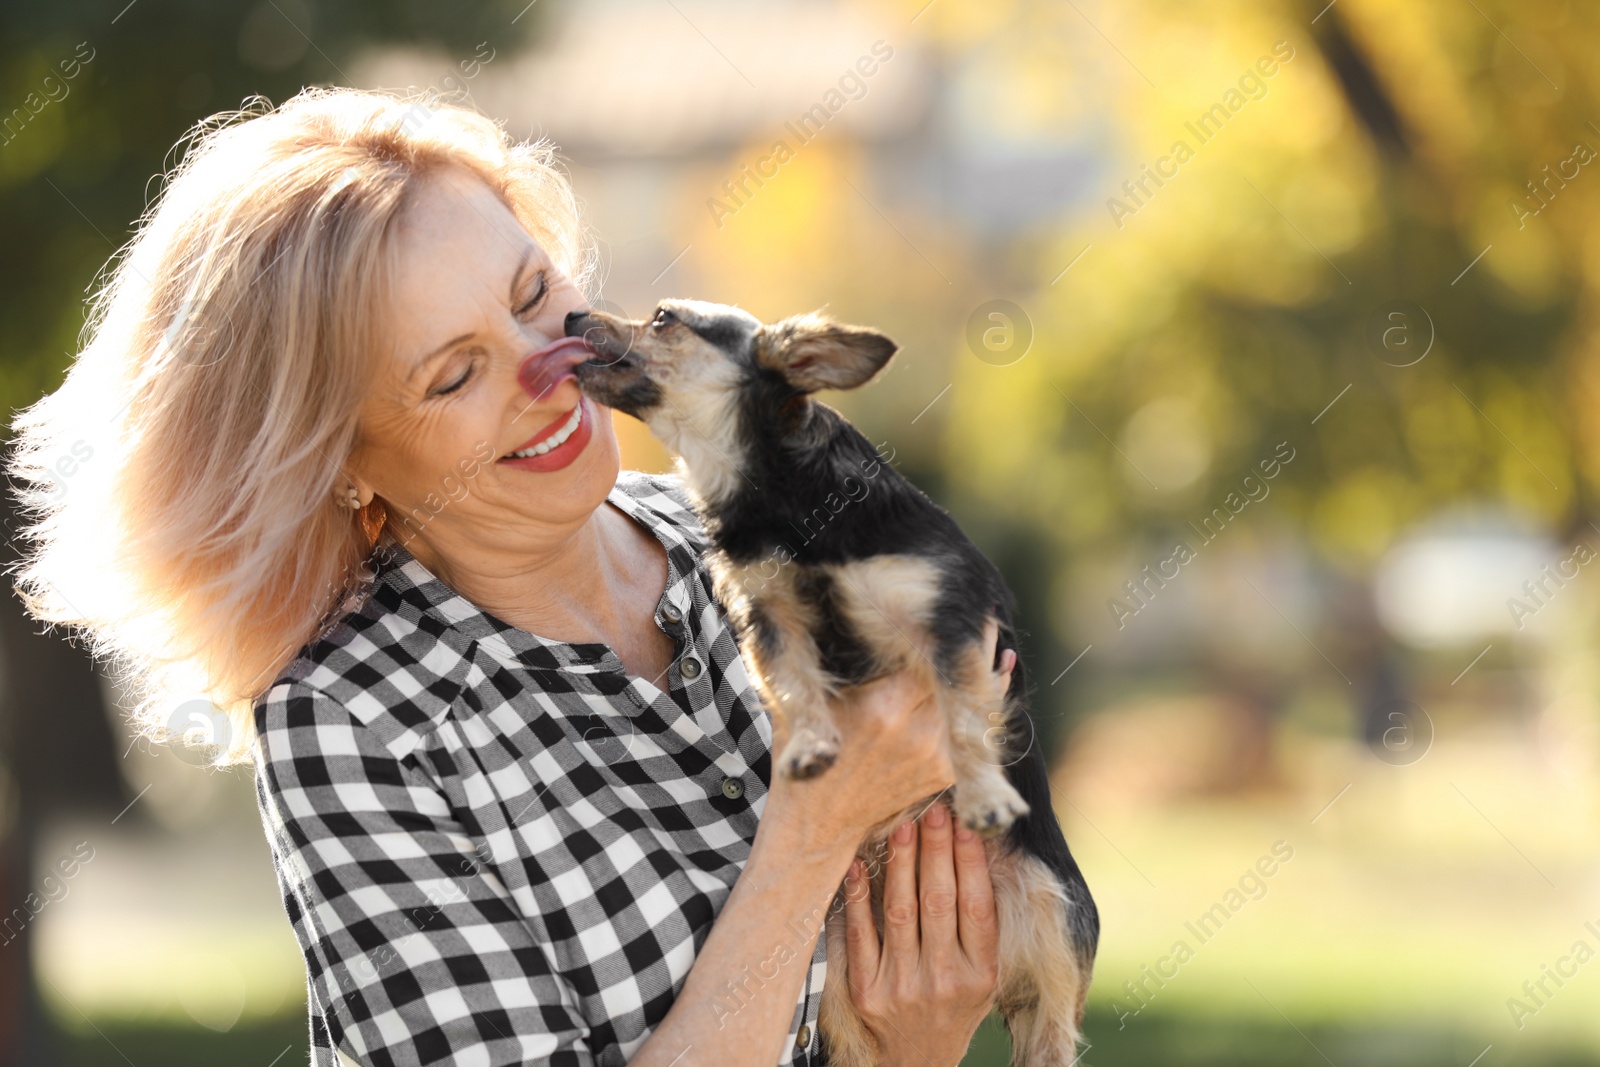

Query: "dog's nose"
left=564, top=309, right=591, bottom=337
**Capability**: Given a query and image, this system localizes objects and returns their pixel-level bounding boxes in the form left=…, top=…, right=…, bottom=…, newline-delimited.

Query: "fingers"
left=842, top=857, right=881, bottom=981
left=917, top=803, right=959, bottom=959
left=952, top=821, right=999, bottom=964
left=996, top=646, right=1016, bottom=696
left=881, top=817, right=919, bottom=959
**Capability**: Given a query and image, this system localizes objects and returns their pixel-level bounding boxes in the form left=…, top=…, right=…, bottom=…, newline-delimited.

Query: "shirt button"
left=795, top=1023, right=811, bottom=1050
left=660, top=600, right=682, bottom=623
left=679, top=654, right=702, bottom=680
left=720, top=777, right=744, bottom=800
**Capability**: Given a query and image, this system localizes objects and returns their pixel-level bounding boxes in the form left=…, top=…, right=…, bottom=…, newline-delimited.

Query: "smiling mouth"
left=503, top=400, right=584, bottom=459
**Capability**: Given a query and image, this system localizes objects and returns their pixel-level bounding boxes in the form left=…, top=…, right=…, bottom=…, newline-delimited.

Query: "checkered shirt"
left=251, top=470, right=829, bottom=1067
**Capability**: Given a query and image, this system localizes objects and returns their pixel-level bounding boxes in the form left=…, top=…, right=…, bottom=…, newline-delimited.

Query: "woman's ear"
left=337, top=466, right=376, bottom=509
left=757, top=313, right=898, bottom=393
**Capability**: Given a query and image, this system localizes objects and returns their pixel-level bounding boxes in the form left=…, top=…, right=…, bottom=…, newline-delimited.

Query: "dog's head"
left=568, top=299, right=896, bottom=499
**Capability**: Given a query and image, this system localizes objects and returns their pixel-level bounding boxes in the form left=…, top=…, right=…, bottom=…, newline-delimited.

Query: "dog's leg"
left=943, top=637, right=1030, bottom=835
left=822, top=559, right=1028, bottom=833
left=750, top=620, right=841, bottom=779
left=711, top=557, right=842, bottom=778
left=793, top=553, right=944, bottom=780
left=990, top=847, right=1093, bottom=1066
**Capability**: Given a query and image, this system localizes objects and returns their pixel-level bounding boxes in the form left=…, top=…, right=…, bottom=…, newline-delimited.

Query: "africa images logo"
left=164, top=698, right=234, bottom=765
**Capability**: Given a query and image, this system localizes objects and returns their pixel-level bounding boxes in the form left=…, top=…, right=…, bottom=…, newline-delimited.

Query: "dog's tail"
left=999, top=645, right=1100, bottom=973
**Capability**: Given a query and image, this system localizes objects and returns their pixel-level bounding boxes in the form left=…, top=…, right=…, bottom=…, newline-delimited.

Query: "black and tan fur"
left=567, top=300, right=1098, bottom=1065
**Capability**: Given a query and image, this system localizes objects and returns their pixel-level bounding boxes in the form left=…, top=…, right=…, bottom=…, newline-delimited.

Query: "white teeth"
left=507, top=403, right=583, bottom=459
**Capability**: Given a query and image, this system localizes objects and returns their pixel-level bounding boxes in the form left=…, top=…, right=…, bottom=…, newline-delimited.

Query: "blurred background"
left=2, top=0, right=1599, bottom=1063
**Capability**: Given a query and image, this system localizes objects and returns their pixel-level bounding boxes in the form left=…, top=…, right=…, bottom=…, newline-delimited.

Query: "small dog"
left=568, top=300, right=1098, bottom=1065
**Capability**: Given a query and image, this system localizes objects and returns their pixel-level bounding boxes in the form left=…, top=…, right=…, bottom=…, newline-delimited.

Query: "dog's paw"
left=955, top=780, right=1030, bottom=836
left=781, top=734, right=840, bottom=780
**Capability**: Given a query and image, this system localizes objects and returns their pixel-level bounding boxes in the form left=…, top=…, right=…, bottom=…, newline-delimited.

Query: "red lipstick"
left=498, top=395, right=596, bottom=473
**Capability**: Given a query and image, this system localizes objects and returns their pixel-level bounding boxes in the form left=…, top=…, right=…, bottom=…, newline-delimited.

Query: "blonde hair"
left=6, top=87, right=595, bottom=765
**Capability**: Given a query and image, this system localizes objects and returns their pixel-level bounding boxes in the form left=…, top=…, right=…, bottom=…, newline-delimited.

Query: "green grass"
left=962, top=1006, right=1599, bottom=1067
left=53, top=1015, right=308, bottom=1066
left=50, top=1008, right=1599, bottom=1067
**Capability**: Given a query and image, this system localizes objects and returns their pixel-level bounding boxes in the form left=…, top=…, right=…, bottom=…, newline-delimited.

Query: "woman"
left=7, top=88, right=1014, bottom=1066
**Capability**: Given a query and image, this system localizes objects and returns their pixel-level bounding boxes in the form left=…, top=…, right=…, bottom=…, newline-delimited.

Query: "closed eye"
left=431, top=358, right=476, bottom=397
left=516, top=270, right=549, bottom=318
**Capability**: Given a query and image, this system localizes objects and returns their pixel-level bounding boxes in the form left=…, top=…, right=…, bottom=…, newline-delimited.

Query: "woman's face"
left=347, top=165, right=620, bottom=559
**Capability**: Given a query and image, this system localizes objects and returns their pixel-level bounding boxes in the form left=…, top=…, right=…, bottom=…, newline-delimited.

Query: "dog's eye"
left=651, top=308, right=676, bottom=329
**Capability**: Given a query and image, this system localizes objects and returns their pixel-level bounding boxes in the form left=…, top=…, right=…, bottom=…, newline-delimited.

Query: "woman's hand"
left=841, top=800, right=1004, bottom=1067
left=839, top=623, right=1016, bottom=1066
left=763, top=659, right=949, bottom=856
left=762, top=619, right=1015, bottom=857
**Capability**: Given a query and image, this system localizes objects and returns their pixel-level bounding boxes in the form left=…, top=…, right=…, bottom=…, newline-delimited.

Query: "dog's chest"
left=705, top=546, right=947, bottom=690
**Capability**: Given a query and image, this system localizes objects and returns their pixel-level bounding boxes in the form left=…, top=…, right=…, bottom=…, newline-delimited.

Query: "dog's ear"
left=757, top=313, right=897, bottom=393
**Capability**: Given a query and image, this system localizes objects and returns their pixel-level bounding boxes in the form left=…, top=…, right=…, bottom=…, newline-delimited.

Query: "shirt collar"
left=366, top=472, right=704, bottom=674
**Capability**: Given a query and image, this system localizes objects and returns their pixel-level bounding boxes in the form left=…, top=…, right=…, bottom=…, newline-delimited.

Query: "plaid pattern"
left=252, top=470, right=828, bottom=1067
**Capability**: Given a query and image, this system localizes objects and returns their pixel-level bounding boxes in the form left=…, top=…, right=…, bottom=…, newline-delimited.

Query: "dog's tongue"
left=518, top=337, right=593, bottom=401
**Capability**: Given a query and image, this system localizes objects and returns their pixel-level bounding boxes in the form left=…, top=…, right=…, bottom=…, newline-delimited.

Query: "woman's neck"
left=400, top=502, right=661, bottom=648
